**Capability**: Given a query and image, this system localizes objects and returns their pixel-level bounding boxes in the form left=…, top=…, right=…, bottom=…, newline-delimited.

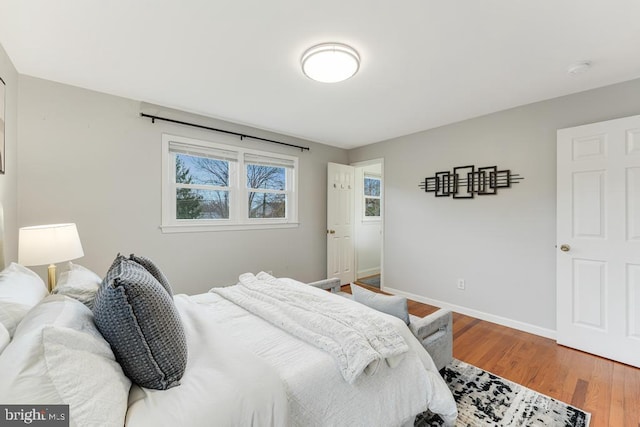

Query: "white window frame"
left=363, top=174, right=382, bottom=221
left=161, top=134, right=299, bottom=233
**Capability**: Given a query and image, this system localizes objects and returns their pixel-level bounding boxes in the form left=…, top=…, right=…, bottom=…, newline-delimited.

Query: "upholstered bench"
left=307, top=278, right=453, bottom=372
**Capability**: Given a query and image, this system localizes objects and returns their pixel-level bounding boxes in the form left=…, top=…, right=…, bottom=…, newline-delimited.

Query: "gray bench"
left=308, top=278, right=453, bottom=371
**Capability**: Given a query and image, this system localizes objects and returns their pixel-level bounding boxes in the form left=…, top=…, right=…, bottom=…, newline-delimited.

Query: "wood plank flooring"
left=346, top=284, right=640, bottom=427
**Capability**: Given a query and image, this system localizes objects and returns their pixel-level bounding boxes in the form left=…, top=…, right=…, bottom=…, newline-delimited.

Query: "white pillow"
left=0, top=262, right=48, bottom=306
left=0, top=295, right=131, bottom=427
left=0, top=323, right=8, bottom=353
left=0, top=301, right=31, bottom=339
left=53, top=262, right=102, bottom=309
left=0, top=262, right=48, bottom=338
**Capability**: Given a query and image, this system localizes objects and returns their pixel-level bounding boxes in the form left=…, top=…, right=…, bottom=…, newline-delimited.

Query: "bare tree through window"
left=193, top=157, right=230, bottom=219
left=175, top=154, right=230, bottom=219
left=247, top=164, right=286, bottom=218
left=364, top=176, right=381, bottom=217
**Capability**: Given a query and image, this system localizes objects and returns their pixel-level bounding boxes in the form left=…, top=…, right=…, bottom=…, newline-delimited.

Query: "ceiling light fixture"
left=301, top=43, right=360, bottom=83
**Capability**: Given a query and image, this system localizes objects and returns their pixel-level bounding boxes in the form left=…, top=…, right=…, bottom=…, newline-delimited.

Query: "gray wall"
left=349, top=78, right=640, bottom=333
left=11, top=61, right=640, bottom=333
left=17, top=76, right=347, bottom=294
left=0, top=44, right=18, bottom=266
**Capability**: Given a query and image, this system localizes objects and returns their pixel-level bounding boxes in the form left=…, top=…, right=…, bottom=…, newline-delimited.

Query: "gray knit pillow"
left=350, top=283, right=410, bottom=325
left=129, top=254, right=173, bottom=297
left=93, top=257, right=187, bottom=390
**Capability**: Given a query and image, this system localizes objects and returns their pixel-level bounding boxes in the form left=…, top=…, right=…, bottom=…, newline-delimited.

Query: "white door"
left=327, top=162, right=355, bottom=285
left=557, top=115, right=640, bottom=367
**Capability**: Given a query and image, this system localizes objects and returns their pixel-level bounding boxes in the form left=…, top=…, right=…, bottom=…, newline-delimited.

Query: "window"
left=364, top=175, right=381, bottom=218
left=162, top=134, right=298, bottom=232
left=245, top=153, right=290, bottom=219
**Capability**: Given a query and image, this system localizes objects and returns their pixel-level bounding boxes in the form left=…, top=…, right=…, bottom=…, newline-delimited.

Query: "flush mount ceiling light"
left=301, top=43, right=360, bottom=83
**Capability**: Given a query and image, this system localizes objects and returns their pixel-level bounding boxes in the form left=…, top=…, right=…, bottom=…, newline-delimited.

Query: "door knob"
left=560, top=244, right=571, bottom=252
left=327, top=230, right=336, bottom=234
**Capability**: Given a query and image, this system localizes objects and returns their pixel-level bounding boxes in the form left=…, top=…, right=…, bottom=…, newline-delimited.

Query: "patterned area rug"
left=415, top=360, right=590, bottom=427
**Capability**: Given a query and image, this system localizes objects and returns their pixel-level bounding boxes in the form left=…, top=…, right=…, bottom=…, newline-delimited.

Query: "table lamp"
left=18, top=223, right=84, bottom=292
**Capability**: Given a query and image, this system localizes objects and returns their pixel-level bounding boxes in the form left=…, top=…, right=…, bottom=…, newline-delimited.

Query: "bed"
left=0, top=255, right=457, bottom=427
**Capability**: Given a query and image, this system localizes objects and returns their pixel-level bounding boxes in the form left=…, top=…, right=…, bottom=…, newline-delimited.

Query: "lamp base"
left=47, top=263, right=57, bottom=293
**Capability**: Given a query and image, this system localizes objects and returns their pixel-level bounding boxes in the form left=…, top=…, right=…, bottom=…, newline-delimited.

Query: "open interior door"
left=557, top=115, right=640, bottom=367
left=327, top=162, right=355, bottom=285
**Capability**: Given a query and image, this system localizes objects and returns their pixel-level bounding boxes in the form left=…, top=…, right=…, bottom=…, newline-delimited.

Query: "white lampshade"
left=301, top=43, right=360, bottom=83
left=18, top=223, right=84, bottom=266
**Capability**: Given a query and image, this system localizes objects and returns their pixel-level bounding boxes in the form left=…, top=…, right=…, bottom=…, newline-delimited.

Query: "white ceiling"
left=1, top=1, right=639, bottom=149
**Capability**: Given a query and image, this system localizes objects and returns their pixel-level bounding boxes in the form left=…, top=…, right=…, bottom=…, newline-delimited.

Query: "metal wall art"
left=419, top=165, right=523, bottom=199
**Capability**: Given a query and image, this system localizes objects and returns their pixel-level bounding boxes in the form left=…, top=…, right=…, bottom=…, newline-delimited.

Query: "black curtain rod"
left=140, top=113, right=310, bottom=152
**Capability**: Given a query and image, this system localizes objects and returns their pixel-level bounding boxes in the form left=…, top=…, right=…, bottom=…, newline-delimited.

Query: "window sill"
left=160, top=222, right=300, bottom=233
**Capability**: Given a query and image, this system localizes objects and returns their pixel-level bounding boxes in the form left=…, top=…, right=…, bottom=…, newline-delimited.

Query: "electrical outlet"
left=457, top=279, right=465, bottom=290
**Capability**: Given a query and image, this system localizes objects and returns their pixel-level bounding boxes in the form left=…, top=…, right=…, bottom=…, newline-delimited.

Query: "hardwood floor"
left=347, top=285, right=640, bottom=427
left=450, top=312, right=640, bottom=427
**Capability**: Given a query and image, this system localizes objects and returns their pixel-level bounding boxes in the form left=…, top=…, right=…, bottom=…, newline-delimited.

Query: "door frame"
left=351, top=158, right=385, bottom=289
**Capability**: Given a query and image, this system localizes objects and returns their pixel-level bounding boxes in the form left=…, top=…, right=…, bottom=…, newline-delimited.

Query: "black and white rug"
left=415, top=360, right=590, bottom=427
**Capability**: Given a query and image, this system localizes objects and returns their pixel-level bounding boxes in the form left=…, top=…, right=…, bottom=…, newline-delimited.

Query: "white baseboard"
left=383, top=286, right=557, bottom=341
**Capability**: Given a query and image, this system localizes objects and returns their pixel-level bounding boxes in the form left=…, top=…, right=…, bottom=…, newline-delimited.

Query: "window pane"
left=247, top=164, right=285, bottom=190
left=365, top=198, right=380, bottom=217
left=176, top=189, right=229, bottom=219
left=248, top=192, right=286, bottom=218
left=176, top=154, right=228, bottom=186
left=364, top=177, right=380, bottom=197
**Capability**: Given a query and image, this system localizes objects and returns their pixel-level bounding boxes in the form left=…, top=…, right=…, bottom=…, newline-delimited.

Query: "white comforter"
left=210, top=272, right=409, bottom=383
left=125, top=295, right=289, bottom=426
left=126, top=277, right=457, bottom=427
